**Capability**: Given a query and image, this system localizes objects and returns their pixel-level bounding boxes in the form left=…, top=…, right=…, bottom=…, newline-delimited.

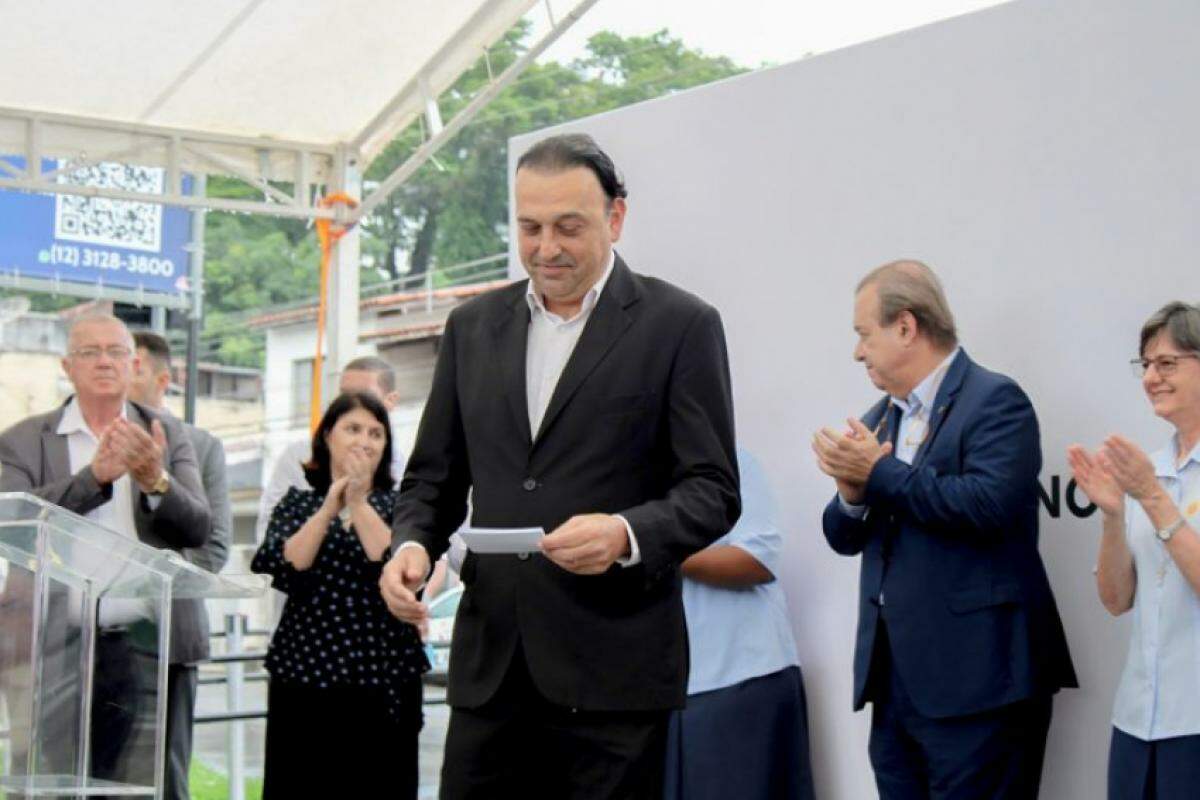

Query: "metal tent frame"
left=0, top=0, right=597, bottom=408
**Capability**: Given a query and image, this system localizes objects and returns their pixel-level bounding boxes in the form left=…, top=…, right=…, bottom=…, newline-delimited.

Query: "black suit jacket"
left=822, top=351, right=1077, bottom=718
left=392, top=256, right=740, bottom=711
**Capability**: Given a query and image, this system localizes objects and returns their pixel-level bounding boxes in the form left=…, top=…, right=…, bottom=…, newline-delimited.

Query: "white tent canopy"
left=0, top=0, right=596, bottom=219
left=0, top=0, right=594, bottom=400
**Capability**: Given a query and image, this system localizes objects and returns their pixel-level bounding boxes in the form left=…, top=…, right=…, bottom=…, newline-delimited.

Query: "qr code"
left=54, top=162, right=164, bottom=252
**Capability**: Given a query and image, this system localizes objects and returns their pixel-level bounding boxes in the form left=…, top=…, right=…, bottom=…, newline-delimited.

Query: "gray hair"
left=857, top=259, right=958, bottom=350
left=65, top=312, right=134, bottom=353
left=1139, top=301, right=1200, bottom=356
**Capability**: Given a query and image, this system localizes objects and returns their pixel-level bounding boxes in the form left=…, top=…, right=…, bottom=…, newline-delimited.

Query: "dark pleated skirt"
left=1108, top=726, right=1200, bottom=800
left=663, top=665, right=816, bottom=800
left=263, top=678, right=421, bottom=799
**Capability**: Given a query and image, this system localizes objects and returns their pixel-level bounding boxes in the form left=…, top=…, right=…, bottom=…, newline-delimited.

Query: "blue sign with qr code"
left=0, top=156, right=192, bottom=299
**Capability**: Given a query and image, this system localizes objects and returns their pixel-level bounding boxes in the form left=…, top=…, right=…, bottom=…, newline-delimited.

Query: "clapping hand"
left=106, top=419, right=167, bottom=491
left=1097, top=435, right=1162, bottom=502
left=1066, top=444, right=1124, bottom=516
left=342, top=447, right=374, bottom=510
left=813, top=418, right=893, bottom=503
left=91, top=425, right=127, bottom=486
left=321, top=476, right=351, bottom=517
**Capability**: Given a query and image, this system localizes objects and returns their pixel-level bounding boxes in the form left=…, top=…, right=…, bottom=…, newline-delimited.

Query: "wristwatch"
left=1155, top=517, right=1186, bottom=542
left=147, top=471, right=170, bottom=496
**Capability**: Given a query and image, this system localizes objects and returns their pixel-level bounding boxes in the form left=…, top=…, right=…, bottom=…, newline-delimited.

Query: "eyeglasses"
left=70, top=345, right=132, bottom=362
left=1130, top=353, right=1200, bottom=378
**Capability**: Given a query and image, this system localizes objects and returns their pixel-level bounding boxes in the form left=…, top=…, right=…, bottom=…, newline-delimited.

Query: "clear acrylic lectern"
left=0, top=493, right=266, bottom=798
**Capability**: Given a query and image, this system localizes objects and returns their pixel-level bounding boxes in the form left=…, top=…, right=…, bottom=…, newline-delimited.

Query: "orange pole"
left=310, top=193, right=359, bottom=433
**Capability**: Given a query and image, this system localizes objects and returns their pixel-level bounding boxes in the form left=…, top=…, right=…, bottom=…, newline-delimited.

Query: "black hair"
left=516, top=133, right=628, bottom=203
left=133, top=331, right=172, bottom=374
left=343, top=355, right=396, bottom=393
left=302, top=392, right=394, bottom=495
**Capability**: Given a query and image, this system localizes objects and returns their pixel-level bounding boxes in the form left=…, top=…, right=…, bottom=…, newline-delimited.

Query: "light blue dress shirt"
left=1112, top=435, right=1200, bottom=741
left=839, top=347, right=961, bottom=517
left=682, top=450, right=800, bottom=695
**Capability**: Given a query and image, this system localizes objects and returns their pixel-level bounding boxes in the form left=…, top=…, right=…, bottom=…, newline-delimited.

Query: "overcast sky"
left=531, top=0, right=1008, bottom=67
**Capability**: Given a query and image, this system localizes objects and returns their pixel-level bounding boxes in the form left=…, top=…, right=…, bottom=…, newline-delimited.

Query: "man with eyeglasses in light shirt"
left=0, top=311, right=210, bottom=789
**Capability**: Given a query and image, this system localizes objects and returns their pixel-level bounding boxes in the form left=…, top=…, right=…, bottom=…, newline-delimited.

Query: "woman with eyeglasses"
left=1068, top=301, right=1200, bottom=800
left=251, top=392, right=426, bottom=799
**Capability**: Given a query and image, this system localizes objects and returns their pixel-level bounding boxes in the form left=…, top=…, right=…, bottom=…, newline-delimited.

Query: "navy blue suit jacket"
left=822, top=350, right=1077, bottom=718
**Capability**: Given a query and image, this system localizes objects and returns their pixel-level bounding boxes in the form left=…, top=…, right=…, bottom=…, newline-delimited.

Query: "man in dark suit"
left=380, top=133, right=740, bottom=798
left=813, top=260, right=1077, bottom=799
left=0, top=312, right=211, bottom=786
left=130, top=331, right=231, bottom=800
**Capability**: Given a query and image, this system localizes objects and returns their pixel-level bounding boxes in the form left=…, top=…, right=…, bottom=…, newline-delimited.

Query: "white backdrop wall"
left=509, top=0, right=1200, bottom=796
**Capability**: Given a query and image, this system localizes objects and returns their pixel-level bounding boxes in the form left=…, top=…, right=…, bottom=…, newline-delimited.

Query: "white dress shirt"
left=1112, top=435, right=1200, bottom=741
left=523, top=252, right=639, bottom=566
left=397, top=251, right=640, bottom=567
left=58, top=397, right=149, bottom=626
left=524, top=254, right=614, bottom=435
left=58, top=397, right=137, bottom=539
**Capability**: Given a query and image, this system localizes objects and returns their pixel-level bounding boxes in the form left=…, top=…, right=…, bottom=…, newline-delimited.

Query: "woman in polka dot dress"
left=252, top=391, right=427, bottom=798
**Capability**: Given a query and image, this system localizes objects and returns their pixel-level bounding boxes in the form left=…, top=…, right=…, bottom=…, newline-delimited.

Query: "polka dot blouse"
left=251, top=486, right=427, bottom=717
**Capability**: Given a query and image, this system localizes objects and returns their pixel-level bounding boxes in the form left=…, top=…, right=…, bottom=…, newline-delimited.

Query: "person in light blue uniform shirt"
left=663, top=449, right=816, bottom=800
left=1069, top=301, right=1200, bottom=800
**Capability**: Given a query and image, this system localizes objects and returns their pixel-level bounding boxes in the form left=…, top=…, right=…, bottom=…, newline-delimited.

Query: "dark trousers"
left=1108, top=727, right=1200, bottom=800
left=663, top=665, right=816, bottom=800
left=440, top=645, right=669, bottom=800
left=867, top=621, right=1053, bottom=800
left=91, top=631, right=141, bottom=781
left=263, top=679, right=421, bottom=799
left=94, top=639, right=201, bottom=799
left=164, top=664, right=198, bottom=800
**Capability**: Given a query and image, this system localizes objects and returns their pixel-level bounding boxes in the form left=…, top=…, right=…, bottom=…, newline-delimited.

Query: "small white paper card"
left=458, top=526, right=546, bottom=554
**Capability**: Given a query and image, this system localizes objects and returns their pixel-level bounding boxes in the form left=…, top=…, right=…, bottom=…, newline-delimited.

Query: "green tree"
left=195, top=178, right=320, bottom=366
left=361, top=26, right=745, bottom=285
left=196, top=26, right=745, bottom=366
left=6, top=27, right=744, bottom=365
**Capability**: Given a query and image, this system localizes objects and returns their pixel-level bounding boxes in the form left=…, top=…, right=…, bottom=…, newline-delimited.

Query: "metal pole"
left=184, top=174, right=207, bottom=424
left=225, top=613, right=246, bottom=800
left=324, top=146, right=362, bottom=402
left=150, top=306, right=166, bottom=333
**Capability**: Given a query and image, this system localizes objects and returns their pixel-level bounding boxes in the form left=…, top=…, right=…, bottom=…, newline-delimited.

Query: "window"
left=291, top=359, right=313, bottom=426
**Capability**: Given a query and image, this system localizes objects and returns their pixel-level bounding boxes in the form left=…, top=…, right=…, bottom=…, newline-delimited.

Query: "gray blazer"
left=0, top=399, right=214, bottom=663
left=180, top=423, right=232, bottom=647
left=181, top=423, right=231, bottom=574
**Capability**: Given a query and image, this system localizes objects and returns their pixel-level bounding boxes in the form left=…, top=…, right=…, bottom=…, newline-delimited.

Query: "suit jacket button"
left=517, top=552, right=530, bottom=561
left=522, top=478, right=537, bottom=491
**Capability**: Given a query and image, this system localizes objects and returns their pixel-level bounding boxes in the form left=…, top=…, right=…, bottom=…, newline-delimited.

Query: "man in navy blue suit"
left=813, top=260, right=1077, bottom=799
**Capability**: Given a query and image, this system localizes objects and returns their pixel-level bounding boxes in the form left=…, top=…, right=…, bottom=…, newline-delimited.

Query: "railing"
left=194, top=612, right=444, bottom=800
